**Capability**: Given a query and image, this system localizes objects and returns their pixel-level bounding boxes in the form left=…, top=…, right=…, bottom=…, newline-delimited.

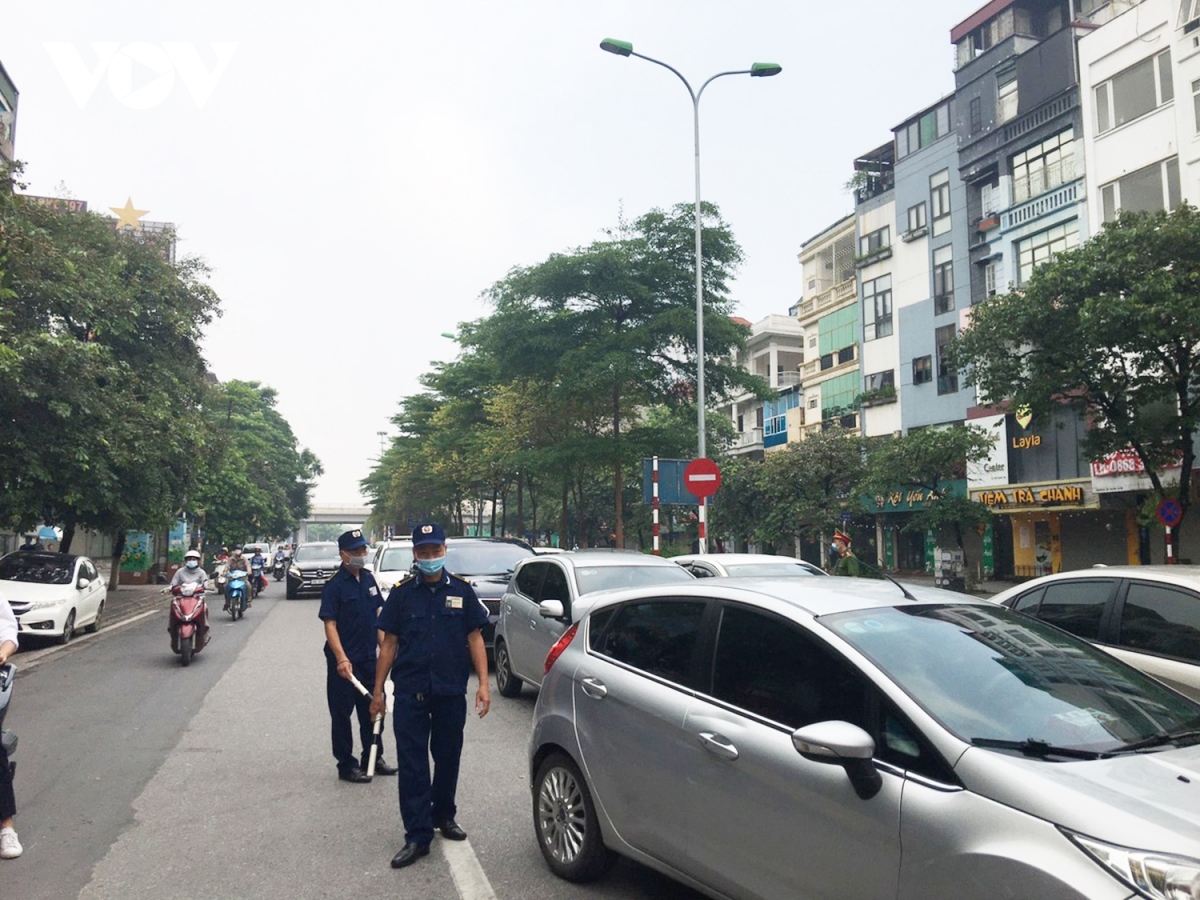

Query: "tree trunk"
left=108, top=531, right=126, bottom=591
left=529, top=474, right=538, bottom=542
left=491, top=488, right=498, bottom=537
left=613, top=384, right=624, bottom=548
left=561, top=480, right=570, bottom=550
left=516, top=470, right=525, bottom=543
left=60, top=521, right=76, bottom=555
left=575, top=477, right=586, bottom=548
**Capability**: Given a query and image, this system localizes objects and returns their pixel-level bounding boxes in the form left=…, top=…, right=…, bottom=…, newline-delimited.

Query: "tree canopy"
left=953, top=205, right=1200, bottom=541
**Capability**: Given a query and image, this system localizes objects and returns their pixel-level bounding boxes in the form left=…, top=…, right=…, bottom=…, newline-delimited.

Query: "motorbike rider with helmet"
left=168, top=550, right=211, bottom=648
left=225, top=547, right=250, bottom=610
left=249, top=547, right=268, bottom=595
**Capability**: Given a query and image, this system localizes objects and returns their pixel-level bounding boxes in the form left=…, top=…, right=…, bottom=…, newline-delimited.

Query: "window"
left=858, top=226, right=890, bottom=258
left=1193, top=77, right=1200, bottom=133
left=984, top=261, right=997, bottom=298
left=515, top=562, right=546, bottom=599
left=1120, top=581, right=1200, bottom=662
left=895, top=99, right=954, bottom=159
left=1095, top=51, right=1173, bottom=134
left=541, top=564, right=569, bottom=603
left=593, top=600, right=707, bottom=686
left=933, top=246, right=954, bottom=315
left=1016, top=221, right=1079, bottom=284
left=1035, top=580, right=1111, bottom=641
left=837, top=346, right=856, bottom=365
left=913, top=356, right=933, bottom=385
left=997, top=74, right=1018, bottom=123
left=1100, top=157, right=1181, bottom=222
left=935, top=324, right=958, bottom=394
left=864, top=370, right=895, bottom=391
left=906, top=202, right=927, bottom=234
left=820, top=352, right=834, bottom=371
left=808, top=335, right=817, bottom=349
left=969, top=96, right=982, bottom=134
left=863, top=274, right=893, bottom=341
left=1011, top=128, right=1075, bottom=203
left=807, top=396, right=818, bottom=409
left=709, top=605, right=869, bottom=729
left=930, top=170, right=952, bottom=237
left=980, top=181, right=997, bottom=216
left=1184, top=0, right=1200, bottom=30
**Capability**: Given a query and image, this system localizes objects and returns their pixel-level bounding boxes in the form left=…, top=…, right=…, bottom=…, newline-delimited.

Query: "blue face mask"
left=186, top=560, right=199, bottom=569
left=416, top=556, right=445, bottom=576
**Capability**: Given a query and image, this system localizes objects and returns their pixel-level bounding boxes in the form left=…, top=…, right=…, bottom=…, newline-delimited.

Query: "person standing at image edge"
left=371, top=522, right=490, bottom=869
left=0, top=591, right=22, bottom=859
left=319, top=529, right=397, bottom=784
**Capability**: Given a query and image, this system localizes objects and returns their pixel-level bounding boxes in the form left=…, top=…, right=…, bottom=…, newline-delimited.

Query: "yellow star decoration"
left=109, top=197, right=149, bottom=231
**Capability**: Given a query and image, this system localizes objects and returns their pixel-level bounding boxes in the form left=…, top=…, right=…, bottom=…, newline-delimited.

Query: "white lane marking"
left=15, top=606, right=165, bottom=672
left=442, top=839, right=498, bottom=900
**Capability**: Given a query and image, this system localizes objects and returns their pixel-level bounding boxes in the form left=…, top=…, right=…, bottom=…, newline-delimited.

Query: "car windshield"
left=0, top=554, right=74, bottom=585
left=576, top=564, right=694, bottom=595
left=294, top=544, right=337, bottom=562
left=823, top=603, right=1200, bottom=753
left=722, top=562, right=821, bottom=577
left=378, top=543, right=530, bottom=576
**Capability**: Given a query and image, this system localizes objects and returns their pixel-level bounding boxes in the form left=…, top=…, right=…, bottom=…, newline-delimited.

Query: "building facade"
left=718, top=314, right=805, bottom=459
left=0, top=59, right=18, bottom=164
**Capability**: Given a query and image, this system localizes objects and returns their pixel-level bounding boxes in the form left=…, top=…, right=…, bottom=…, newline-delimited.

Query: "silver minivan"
left=530, top=577, right=1200, bottom=899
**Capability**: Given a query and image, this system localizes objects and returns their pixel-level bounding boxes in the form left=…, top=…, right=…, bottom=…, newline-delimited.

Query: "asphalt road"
left=2, top=579, right=706, bottom=900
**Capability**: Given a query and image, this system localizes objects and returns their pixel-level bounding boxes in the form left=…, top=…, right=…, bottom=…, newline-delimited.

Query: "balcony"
left=796, top=278, right=856, bottom=322
left=1001, top=178, right=1082, bottom=231
left=775, top=370, right=802, bottom=388
left=731, top=427, right=764, bottom=455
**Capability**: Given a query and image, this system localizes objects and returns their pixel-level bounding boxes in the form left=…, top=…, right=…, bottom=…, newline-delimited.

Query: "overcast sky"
left=4, top=0, right=985, bottom=506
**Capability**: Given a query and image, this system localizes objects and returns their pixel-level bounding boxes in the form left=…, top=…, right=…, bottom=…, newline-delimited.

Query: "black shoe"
left=338, top=767, right=371, bottom=784
left=372, top=761, right=398, bottom=776
left=436, top=820, right=467, bottom=841
left=390, top=842, right=430, bottom=868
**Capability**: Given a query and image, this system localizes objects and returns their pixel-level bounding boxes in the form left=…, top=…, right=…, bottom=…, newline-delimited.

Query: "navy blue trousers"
left=325, top=659, right=387, bottom=772
left=393, top=692, right=467, bottom=846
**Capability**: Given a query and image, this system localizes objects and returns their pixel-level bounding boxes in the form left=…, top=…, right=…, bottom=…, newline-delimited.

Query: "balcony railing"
left=732, top=427, right=764, bottom=453
left=1001, top=178, right=1082, bottom=231
left=797, top=278, right=856, bottom=321
left=775, top=370, right=802, bottom=388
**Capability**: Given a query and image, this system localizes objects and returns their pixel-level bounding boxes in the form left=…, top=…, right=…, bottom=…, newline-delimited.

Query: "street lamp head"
left=440, top=332, right=457, bottom=340
left=599, top=38, right=633, bottom=57
left=750, top=62, right=782, bottom=77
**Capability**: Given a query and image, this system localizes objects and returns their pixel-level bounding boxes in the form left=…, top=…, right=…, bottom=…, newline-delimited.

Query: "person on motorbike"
left=225, top=547, right=250, bottom=611
left=168, top=549, right=211, bottom=646
left=249, top=547, right=268, bottom=595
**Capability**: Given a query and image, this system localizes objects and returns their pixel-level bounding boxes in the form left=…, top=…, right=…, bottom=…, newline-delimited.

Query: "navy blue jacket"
left=318, top=566, right=383, bottom=666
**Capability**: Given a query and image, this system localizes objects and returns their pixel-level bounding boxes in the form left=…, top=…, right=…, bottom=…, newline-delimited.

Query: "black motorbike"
left=272, top=557, right=286, bottom=581
left=0, top=663, right=16, bottom=780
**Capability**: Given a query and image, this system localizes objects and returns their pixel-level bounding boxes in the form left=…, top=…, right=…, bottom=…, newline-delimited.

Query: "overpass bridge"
left=296, top=505, right=372, bottom=543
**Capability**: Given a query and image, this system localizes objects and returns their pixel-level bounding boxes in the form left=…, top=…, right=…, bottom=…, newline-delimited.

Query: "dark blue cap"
left=338, top=529, right=369, bottom=552
left=411, top=523, right=446, bottom=547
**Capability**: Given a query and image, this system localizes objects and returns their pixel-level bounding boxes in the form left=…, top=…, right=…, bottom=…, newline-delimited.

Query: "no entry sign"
left=684, top=457, right=722, bottom=500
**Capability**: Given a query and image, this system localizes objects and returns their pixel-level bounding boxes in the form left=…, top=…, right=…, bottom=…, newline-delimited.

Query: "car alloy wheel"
left=59, top=610, right=76, bottom=646
left=84, top=600, right=103, bottom=634
left=533, top=753, right=615, bottom=882
left=495, top=639, right=523, bottom=698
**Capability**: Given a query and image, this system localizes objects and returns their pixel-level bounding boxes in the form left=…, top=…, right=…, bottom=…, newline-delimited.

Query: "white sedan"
left=670, top=552, right=828, bottom=579
left=0, top=551, right=106, bottom=644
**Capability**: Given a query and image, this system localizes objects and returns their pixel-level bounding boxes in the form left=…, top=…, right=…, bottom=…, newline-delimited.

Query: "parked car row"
left=0, top=550, right=105, bottom=644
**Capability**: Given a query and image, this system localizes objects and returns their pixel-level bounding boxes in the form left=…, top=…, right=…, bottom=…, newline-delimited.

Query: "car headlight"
left=289, top=567, right=301, bottom=578
left=1069, top=832, right=1200, bottom=899
left=28, top=597, right=66, bottom=610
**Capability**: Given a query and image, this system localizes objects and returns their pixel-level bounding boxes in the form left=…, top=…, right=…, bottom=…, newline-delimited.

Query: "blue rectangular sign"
left=642, top=458, right=695, bottom=505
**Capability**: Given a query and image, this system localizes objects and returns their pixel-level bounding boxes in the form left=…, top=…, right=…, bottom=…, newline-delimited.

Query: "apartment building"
left=0, top=59, right=17, bottom=164
left=719, top=314, right=805, bottom=459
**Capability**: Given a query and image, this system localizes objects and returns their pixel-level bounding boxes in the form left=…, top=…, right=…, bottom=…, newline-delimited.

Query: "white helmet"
left=185, top=549, right=201, bottom=561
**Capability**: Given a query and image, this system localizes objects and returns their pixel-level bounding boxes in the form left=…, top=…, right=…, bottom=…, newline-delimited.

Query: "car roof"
left=673, top=553, right=814, bottom=565
left=550, top=550, right=683, bottom=568
left=581, top=575, right=974, bottom=618
left=2, top=550, right=82, bottom=565
left=990, top=565, right=1200, bottom=603
left=375, top=537, right=532, bottom=549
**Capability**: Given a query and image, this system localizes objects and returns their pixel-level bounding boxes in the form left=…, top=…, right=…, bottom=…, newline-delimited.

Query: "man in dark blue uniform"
left=371, top=522, right=491, bottom=869
left=319, top=529, right=397, bottom=784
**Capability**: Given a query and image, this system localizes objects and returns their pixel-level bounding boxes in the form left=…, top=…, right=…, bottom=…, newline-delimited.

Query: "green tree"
left=0, top=164, right=218, bottom=570
left=953, top=205, right=1200, bottom=545
left=191, top=380, right=321, bottom=549
left=862, top=426, right=993, bottom=572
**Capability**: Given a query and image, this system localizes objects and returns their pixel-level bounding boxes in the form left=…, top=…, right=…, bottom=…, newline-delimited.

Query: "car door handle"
left=580, top=677, right=608, bottom=699
left=698, top=732, right=739, bottom=760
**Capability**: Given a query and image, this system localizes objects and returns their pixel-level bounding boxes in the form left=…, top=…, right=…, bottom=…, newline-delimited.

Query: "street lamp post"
left=600, top=39, right=780, bottom=551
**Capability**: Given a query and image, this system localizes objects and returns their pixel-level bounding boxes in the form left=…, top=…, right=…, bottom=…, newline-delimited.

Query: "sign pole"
left=652, top=456, right=660, bottom=556
left=698, top=497, right=707, bottom=555
left=1166, top=526, right=1174, bottom=565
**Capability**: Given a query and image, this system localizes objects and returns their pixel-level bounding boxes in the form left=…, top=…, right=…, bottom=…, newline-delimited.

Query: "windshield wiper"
left=1113, top=729, right=1200, bottom=754
left=969, top=737, right=1108, bottom=760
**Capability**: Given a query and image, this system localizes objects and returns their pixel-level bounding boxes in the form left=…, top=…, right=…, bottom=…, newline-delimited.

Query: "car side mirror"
left=791, top=721, right=882, bottom=800
left=77, top=576, right=90, bottom=589
left=539, top=599, right=566, bottom=620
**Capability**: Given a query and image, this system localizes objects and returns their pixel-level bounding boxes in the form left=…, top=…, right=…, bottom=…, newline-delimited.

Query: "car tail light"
left=544, top=623, right=579, bottom=675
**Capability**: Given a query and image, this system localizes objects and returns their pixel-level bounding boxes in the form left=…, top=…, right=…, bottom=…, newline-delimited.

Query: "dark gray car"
left=530, top=577, right=1200, bottom=898
left=285, top=541, right=341, bottom=599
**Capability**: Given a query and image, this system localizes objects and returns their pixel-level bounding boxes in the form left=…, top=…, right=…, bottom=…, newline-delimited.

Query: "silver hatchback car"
left=530, top=577, right=1200, bottom=900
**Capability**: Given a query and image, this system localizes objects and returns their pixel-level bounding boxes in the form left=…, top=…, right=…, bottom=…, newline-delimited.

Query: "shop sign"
left=966, top=413, right=1009, bottom=489
left=970, top=480, right=1096, bottom=510
left=1091, top=448, right=1186, bottom=494
left=863, top=480, right=967, bottom=513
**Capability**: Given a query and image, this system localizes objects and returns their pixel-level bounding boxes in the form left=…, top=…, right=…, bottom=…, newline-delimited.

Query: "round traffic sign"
left=1157, top=498, right=1183, bottom=528
left=684, top=457, right=722, bottom=500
